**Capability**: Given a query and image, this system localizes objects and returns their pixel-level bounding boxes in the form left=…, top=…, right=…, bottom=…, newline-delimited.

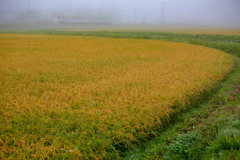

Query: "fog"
left=0, top=0, right=240, bottom=28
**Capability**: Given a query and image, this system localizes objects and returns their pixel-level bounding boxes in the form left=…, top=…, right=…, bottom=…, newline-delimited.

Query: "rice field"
left=0, top=34, right=234, bottom=159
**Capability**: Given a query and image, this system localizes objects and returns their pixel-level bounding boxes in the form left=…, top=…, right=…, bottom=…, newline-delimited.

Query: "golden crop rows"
left=0, top=34, right=233, bottom=159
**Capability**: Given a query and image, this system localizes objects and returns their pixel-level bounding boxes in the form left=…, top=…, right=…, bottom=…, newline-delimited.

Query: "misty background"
left=0, top=0, right=240, bottom=28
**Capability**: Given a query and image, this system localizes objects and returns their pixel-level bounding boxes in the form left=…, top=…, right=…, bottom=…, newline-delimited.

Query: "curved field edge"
left=124, top=55, right=240, bottom=160
left=5, top=30, right=238, bottom=57
left=76, top=31, right=239, bottom=159
left=10, top=30, right=239, bottom=159
left=1, top=35, right=232, bottom=158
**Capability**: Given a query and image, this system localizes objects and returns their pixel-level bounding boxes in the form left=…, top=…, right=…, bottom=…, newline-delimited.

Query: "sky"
left=0, top=0, right=240, bottom=27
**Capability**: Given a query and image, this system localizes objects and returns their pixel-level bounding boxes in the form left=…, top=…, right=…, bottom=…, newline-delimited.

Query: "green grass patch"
left=1, top=30, right=239, bottom=159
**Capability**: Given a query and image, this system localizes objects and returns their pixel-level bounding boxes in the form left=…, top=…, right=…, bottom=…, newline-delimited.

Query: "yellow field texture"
left=0, top=34, right=233, bottom=159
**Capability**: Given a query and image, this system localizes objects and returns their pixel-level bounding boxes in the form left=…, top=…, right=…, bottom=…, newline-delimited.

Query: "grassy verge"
left=1, top=30, right=239, bottom=159
left=124, top=55, right=240, bottom=159
left=1, top=30, right=239, bottom=57
left=45, top=30, right=239, bottom=159
left=65, top=31, right=240, bottom=159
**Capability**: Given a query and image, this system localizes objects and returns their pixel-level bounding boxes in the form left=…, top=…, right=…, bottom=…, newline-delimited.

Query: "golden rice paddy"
left=0, top=34, right=233, bottom=159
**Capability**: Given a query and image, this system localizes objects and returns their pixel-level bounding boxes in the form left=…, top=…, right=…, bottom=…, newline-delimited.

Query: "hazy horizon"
left=0, top=0, right=240, bottom=28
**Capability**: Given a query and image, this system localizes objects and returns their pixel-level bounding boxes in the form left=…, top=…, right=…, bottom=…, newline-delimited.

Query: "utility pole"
left=28, top=0, right=31, bottom=12
left=45, top=9, right=48, bottom=22
left=134, top=9, right=137, bottom=25
left=144, top=15, right=147, bottom=25
left=68, top=0, right=71, bottom=12
left=161, top=2, right=165, bottom=25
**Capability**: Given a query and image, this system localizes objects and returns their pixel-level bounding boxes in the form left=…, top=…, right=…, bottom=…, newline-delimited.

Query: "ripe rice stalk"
left=0, top=34, right=233, bottom=159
